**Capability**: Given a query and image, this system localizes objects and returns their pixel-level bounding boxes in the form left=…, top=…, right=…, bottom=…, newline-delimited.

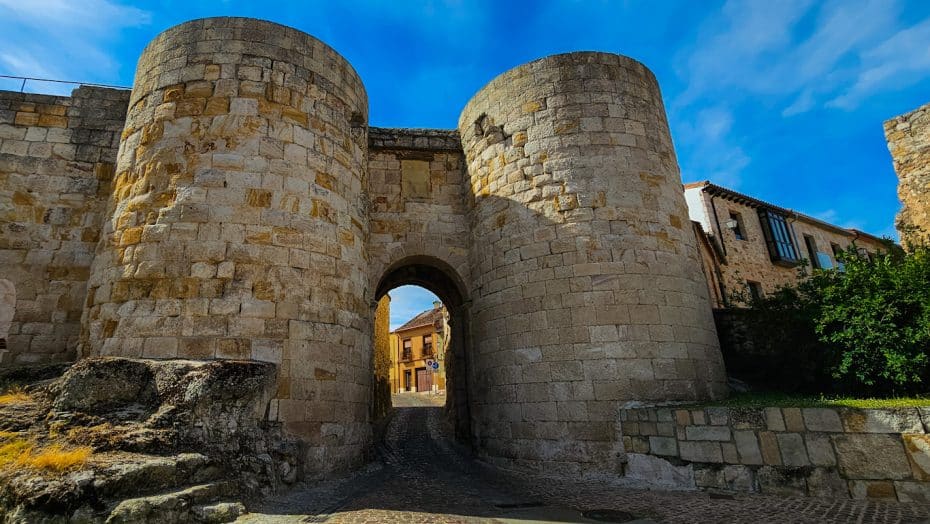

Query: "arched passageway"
left=374, top=256, right=473, bottom=444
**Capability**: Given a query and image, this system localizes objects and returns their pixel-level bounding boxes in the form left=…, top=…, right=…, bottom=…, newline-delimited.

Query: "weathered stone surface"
left=649, top=436, right=678, bottom=457
left=757, top=466, right=807, bottom=497
left=805, top=433, right=837, bottom=467
left=885, top=102, right=930, bottom=243
left=834, top=434, right=912, bottom=480
left=903, top=434, right=930, bottom=480
left=680, top=441, right=723, bottom=463
left=802, top=408, right=843, bottom=433
left=685, top=425, right=731, bottom=441
left=733, top=430, right=763, bottom=465
left=849, top=480, right=898, bottom=500
left=894, top=481, right=930, bottom=503
left=777, top=433, right=809, bottom=467
left=842, top=408, right=924, bottom=434
left=806, top=468, right=848, bottom=498
left=623, top=453, right=695, bottom=489
left=764, top=408, right=786, bottom=432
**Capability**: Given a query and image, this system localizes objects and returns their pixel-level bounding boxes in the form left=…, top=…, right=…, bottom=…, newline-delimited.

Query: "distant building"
left=684, top=181, right=887, bottom=307
left=389, top=301, right=448, bottom=393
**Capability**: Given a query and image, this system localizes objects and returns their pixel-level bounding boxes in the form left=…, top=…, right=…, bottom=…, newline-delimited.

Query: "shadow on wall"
left=0, top=279, right=14, bottom=363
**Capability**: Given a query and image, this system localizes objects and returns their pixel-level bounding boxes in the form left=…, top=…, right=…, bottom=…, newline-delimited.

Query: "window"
left=747, top=281, right=763, bottom=302
left=403, top=370, right=412, bottom=391
left=757, top=209, right=800, bottom=266
left=803, top=234, right=819, bottom=269
left=402, top=339, right=412, bottom=361
left=831, top=243, right=846, bottom=271
left=728, top=211, right=746, bottom=240
left=422, top=334, right=433, bottom=357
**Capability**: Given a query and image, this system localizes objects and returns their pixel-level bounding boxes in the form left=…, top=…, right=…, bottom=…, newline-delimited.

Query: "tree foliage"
left=734, top=239, right=930, bottom=396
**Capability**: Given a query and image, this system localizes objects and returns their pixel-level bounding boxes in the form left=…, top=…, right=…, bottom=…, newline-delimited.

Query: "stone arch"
left=374, top=255, right=473, bottom=443
left=0, top=279, right=14, bottom=360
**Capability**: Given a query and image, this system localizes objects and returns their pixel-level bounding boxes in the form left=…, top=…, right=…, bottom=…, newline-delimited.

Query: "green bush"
left=733, top=239, right=930, bottom=397
left=804, top=242, right=930, bottom=395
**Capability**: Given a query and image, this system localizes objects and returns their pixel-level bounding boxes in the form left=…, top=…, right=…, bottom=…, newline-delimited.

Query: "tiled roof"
left=394, top=307, right=443, bottom=333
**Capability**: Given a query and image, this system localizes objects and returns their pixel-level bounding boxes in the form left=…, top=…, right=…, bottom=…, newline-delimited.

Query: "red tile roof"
left=394, top=307, right=443, bottom=333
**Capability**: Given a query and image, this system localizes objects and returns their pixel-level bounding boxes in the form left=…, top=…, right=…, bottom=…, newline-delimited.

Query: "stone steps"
left=104, top=481, right=241, bottom=523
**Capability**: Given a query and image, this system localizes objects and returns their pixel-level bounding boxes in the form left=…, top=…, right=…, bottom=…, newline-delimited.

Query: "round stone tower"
left=81, top=17, right=371, bottom=471
left=459, top=52, right=727, bottom=473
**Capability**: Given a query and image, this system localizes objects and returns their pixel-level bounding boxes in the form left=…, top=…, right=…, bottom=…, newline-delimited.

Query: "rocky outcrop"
left=0, top=357, right=299, bottom=523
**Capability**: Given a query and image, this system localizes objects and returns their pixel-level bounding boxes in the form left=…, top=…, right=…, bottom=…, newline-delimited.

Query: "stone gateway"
left=1, top=17, right=727, bottom=476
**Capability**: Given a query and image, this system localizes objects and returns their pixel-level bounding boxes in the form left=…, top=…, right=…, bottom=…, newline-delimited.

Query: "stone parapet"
left=622, top=405, right=930, bottom=502
left=368, top=127, right=461, bottom=151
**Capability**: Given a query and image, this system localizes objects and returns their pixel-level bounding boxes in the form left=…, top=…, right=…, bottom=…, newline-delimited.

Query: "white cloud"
left=674, top=105, right=750, bottom=188
left=0, top=0, right=149, bottom=90
left=828, top=16, right=930, bottom=109
left=676, top=0, right=927, bottom=116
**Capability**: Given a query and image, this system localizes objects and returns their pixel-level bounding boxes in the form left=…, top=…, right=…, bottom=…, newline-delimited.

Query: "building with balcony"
left=389, top=301, right=448, bottom=393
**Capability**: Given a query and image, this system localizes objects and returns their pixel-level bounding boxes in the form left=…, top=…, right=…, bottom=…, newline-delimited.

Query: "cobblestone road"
left=239, top=395, right=930, bottom=523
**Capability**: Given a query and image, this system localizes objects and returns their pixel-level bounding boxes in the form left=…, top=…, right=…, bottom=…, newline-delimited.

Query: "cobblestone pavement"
left=239, top=399, right=930, bottom=524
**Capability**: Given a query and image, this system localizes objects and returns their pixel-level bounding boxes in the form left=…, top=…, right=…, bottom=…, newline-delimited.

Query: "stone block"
left=674, top=409, right=690, bottom=426
left=802, top=408, right=843, bottom=432
left=648, top=436, right=678, bottom=457
left=833, top=434, right=912, bottom=480
left=721, top=443, right=738, bottom=464
left=758, top=431, right=781, bottom=466
left=706, top=407, right=728, bottom=425
left=903, top=434, right=930, bottom=480
left=806, top=468, right=848, bottom=498
left=685, top=425, right=731, bottom=441
left=805, top=434, right=837, bottom=467
left=764, top=408, right=785, bottom=432
left=848, top=480, right=897, bottom=500
left=842, top=408, right=924, bottom=434
left=680, top=441, right=722, bottom=463
left=782, top=408, right=805, bottom=432
left=733, top=430, right=763, bottom=465
left=757, top=466, right=807, bottom=497
left=894, top=481, right=930, bottom=503
left=776, top=433, right=809, bottom=467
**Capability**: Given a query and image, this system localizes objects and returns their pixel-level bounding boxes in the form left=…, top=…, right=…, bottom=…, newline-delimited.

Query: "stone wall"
left=458, top=52, right=726, bottom=474
left=886, top=103, right=930, bottom=245
left=0, top=87, right=129, bottom=366
left=1, top=16, right=734, bottom=478
left=79, top=17, right=371, bottom=474
left=367, top=127, right=470, bottom=291
left=622, top=405, right=930, bottom=502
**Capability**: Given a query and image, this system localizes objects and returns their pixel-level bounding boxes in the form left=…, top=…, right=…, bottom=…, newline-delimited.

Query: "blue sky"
left=2, top=0, right=929, bottom=318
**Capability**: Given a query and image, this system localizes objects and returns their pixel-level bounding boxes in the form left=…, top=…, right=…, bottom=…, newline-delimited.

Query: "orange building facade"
left=389, top=303, right=447, bottom=393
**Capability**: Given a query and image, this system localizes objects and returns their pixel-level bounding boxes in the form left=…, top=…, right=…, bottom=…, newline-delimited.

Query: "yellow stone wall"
left=371, top=295, right=392, bottom=419
left=0, top=87, right=129, bottom=365
left=886, top=103, right=930, bottom=245
left=80, top=18, right=370, bottom=473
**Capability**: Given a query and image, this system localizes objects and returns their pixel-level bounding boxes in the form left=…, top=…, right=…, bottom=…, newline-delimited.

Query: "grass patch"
left=26, top=444, right=92, bottom=472
left=691, top=392, right=930, bottom=409
left=0, top=385, right=31, bottom=405
left=0, top=436, right=92, bottom=474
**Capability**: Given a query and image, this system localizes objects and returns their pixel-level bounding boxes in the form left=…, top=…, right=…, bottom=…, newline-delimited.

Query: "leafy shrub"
left=731, top=239, right=930, bottom=396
